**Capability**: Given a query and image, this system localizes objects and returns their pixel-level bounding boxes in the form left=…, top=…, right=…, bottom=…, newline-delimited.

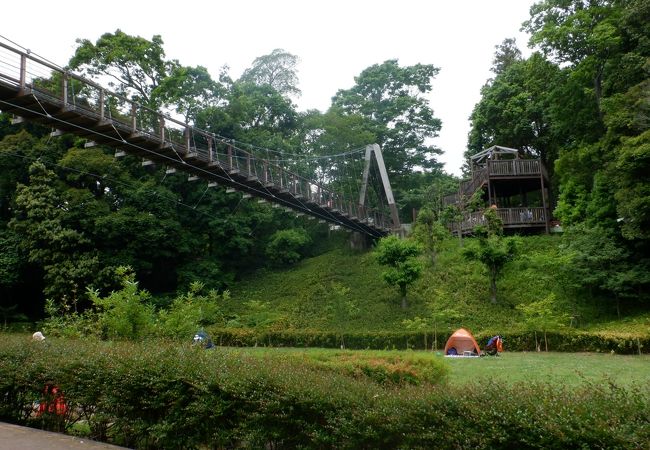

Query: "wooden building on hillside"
left=444, top=145, right=552, bottom=235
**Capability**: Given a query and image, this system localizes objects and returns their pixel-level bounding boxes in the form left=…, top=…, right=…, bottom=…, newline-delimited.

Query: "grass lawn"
left=442, top=351, right=650, bottom=387
left=234, top=346, right=650, bottom=388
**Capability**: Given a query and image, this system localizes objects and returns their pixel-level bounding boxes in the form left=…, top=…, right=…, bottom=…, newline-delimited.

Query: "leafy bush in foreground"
left=1, top=335, right=648, bottom=449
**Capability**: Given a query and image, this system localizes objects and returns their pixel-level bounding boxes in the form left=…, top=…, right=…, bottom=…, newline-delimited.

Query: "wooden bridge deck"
left=0, top=41, right=390, bottom=237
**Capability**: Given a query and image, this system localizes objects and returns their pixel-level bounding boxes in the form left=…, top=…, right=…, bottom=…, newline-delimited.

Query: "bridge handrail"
left=0, top=40, right=393, bottom=231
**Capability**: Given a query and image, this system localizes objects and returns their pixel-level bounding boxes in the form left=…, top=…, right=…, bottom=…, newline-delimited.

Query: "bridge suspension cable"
left=0, top=37, right=398, bottom=236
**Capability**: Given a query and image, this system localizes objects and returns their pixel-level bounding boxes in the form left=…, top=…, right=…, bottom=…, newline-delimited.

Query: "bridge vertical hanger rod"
left=19, top=54, right=26, bottom=93
left=358, top=144, right=400, bottom=230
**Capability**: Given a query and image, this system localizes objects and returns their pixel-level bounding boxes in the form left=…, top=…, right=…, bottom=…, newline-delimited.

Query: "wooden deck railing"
left=488, top=159, right=541, bottom=176
left=453, top=207, right=546, bottom=233
left=443, top=168, right=489, bottom=206
left=443, top=159, right=545, bottom=206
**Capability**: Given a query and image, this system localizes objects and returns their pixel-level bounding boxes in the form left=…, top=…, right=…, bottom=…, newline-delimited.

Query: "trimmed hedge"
left=1, top=336, right=648, bottom=449
left=208, top=327, right=650, bottom=354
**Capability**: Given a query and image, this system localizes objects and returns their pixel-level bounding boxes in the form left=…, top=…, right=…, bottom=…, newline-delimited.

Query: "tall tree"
left=411, top=207, right=448, bottom=264
left=69, top=30, right=177, bottom=107
left=491, top=38, right=523, bottom=75
left=332, top=60, right=443, bottom=187
left=462, top=208, right=520, bottom=304
left=9, top=161, right=103, bottom=310
left=240, top=49, right=301, bottom=99
left=467, top=53, right=562, bottom=173
left=298, top=107, right=376, bottom=192
left=152, top=65, right=224, bottom=123
left=375, top=235, right=423, bottom=309
left=523, top=0, right=622, bottom=116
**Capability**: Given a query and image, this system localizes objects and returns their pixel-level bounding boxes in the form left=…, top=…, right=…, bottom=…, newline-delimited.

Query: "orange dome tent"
left=444, top=328, right=481, bottom=357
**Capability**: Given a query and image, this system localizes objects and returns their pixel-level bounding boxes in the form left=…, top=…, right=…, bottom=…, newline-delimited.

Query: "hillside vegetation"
left=227, top=233, right=650, bottom=335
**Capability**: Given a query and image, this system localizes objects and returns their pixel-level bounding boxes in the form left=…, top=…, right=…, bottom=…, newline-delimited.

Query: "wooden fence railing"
left=452, top=207, right=547, bottom=233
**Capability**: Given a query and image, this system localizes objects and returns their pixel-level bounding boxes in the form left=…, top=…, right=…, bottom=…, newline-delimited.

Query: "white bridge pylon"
left=358, top=144, right=401, bottom=231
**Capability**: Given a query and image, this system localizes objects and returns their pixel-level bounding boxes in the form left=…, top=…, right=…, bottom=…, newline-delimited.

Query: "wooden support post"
left=263, top=161, right=268, bottom=184
left=207, top=136, right=213, bottom=163
left=131, top=103, right=137, bottom=131
left=19, top=54, right=26, bottom=93
left=62, top=73, right=68, bottom=107
left=159, top=116, right=165, bottom=143
left=99, top=89, right=105, bottom=121
left=487, top=161, right=493, bottom=206
left=541, top=170, right=550, bottom=234
left=247, top=154, right=252, bottom=175
left=227, top=145, right=233, bottom=169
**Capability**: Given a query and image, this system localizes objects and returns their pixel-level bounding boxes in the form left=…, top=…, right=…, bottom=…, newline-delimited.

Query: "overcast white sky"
left=2, top=0, right=537, bottom=175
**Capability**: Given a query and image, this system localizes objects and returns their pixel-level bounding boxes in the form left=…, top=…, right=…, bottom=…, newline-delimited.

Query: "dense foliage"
left=226, top=235, right=650, bottom=339
left=1, top=0, right=649, bottom=335
left=468, top=0, right=650, bottom=303
left=0, top=29, right=449, bottom=318
left=1, top=336, right=648, bottom=449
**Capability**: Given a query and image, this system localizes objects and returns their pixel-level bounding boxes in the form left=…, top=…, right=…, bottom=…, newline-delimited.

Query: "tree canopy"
left=467, top=0, right=650, bottom=304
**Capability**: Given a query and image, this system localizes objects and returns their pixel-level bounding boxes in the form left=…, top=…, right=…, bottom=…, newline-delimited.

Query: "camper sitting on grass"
left=484, top=335, right=503, bottom=356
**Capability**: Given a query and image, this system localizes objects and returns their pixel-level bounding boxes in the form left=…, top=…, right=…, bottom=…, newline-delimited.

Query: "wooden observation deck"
left=444, top=146, right=551, bottom=235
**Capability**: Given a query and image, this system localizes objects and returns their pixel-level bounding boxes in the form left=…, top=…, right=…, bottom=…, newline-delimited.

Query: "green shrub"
left=87, top=267, right=155, bottom=340
left=156, top=282, right=226, bottom=338
left=266, top=228, right=311, bottom=265
left=205, top=327, right=650, bottom=354
left=43, top=270, right=230, bottom=341
left=0, top=335, right=648, bottom=449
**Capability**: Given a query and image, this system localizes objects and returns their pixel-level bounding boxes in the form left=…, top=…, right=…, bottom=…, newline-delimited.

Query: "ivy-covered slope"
left=227, top=234, right=650, bottom=334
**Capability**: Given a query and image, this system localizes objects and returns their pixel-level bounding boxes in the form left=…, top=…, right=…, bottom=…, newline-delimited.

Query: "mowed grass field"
left=236, top=347, right=650, bottom=388
left=443, top=351, right=650, bottom=387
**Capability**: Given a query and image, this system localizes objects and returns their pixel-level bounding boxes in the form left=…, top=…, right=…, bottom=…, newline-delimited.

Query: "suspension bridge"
left=0, top=39, right=400, bottom=238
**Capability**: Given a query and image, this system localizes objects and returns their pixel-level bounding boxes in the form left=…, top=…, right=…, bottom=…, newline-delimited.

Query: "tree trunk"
left=544, top=331, right=548, bottom=352
left=434, top=324, right=438, bottom=351
left=534, top=331, right=539, bottom=352
left=594, top=65, right=604, bottom=121
left=424, top=332, right=428, bottom=351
